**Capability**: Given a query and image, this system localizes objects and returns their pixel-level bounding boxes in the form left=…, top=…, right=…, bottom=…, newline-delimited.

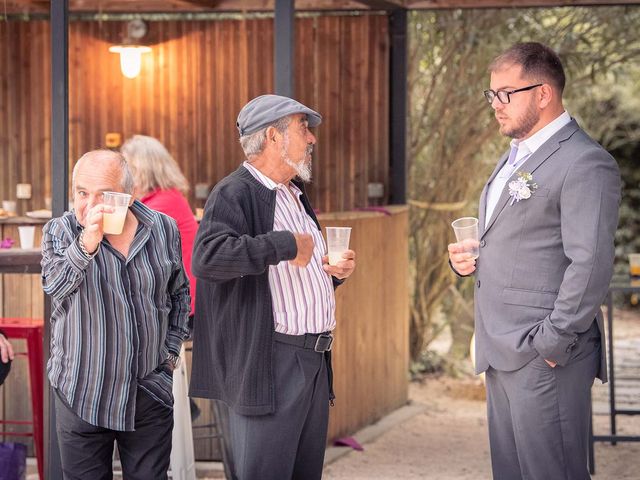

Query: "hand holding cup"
left=81, top=203, right=113, bottom=253
left=322, top=249, right=356, bottom=279
left=449, top=217, right=480, bottom=275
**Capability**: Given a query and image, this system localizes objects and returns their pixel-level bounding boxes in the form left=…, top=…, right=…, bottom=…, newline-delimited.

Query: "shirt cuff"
left=166, top=329, right=188, bottom=356
left=272, top=231, right=298, bottom=261
left=66, top=236, right=95, bottom=272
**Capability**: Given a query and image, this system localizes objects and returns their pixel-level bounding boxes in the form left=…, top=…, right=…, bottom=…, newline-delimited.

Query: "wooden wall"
left=0, top=14, right=390, bottom=214
left=322, top=207, right=409, bottom=442
left=0, top=14, right=400, bottom=461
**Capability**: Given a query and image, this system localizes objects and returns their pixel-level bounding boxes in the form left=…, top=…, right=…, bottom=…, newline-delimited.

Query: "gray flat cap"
left=236, top=94, right=322, bottom=136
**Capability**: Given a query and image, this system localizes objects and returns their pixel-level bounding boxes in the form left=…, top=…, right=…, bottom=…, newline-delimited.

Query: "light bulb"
left=109, top=45, right=151, bottom=79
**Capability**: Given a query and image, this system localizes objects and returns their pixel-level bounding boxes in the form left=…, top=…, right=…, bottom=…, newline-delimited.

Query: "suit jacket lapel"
left=481, top=120, right=580, bottom=239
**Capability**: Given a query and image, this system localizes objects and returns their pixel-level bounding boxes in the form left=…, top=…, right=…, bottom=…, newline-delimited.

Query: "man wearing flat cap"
left=191, top=94, right=356, bottom=479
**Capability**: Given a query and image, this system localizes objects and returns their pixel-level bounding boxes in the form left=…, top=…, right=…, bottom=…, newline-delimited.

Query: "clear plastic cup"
left=326, top=227, right=352, bottom=266
left=451, top=217, right=480, bottom=259
left=102, top=192, right=131, bottom=235
left=2, top=200, right=16, bottom=213
left=629, top=253, right=640, bottom=278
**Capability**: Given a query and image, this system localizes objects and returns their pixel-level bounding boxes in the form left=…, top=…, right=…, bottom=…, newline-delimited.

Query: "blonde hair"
left=121, top=135, right=189, bottom=196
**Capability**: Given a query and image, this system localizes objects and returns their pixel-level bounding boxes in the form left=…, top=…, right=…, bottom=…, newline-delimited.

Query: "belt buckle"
left=314, top=333, right=333, bottom=352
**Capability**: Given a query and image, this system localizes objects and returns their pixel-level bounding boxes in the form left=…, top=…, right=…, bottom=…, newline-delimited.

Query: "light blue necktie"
left=506, top=144, right=519, bottom=166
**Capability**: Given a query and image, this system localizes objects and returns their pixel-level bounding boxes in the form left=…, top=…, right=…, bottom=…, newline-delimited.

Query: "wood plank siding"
left=0, top=15, right=389, bottom=214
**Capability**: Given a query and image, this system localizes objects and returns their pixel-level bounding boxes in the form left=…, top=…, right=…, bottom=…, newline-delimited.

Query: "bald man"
left=41, top=150, right=191, bottom=480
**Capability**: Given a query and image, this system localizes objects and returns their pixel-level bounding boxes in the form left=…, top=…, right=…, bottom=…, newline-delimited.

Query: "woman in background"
left=121, top=135, right=198, bottom=317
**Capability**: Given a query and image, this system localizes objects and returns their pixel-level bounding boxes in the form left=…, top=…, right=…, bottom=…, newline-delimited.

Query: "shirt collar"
left=130, top=199, right=155, bottom=228
left=510, top=110, right=571, bottom=162
left=243, top=161, right=301, bottom=196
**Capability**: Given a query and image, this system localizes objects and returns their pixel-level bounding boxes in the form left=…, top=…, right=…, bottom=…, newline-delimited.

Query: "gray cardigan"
left=190, top=166, right=341, bottom=415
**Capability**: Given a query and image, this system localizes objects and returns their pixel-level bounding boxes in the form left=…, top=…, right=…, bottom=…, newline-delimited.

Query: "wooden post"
left=49, top=0, right=68, bottom=477
left=274, top=0, right=295, bottom=97
left=389, top=9, right=407, bottom=204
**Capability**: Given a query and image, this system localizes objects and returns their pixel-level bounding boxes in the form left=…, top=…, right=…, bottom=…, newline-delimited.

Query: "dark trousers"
left=228, top=340, right=330, bottom=480
left=54, top=387, right=173, bottom=480
left=486, top=329, right=600, bottom=480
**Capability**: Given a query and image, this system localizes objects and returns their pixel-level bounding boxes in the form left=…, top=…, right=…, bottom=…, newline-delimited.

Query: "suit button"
left=480, top=240, right=486, bottom=247
left=476, top=280, right=481, bottom=288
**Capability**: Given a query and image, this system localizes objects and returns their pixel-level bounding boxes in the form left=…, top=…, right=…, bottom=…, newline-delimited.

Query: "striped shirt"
left=41, top=200, right=191, bottom=431
left=243, top=162, right=336, bottom=334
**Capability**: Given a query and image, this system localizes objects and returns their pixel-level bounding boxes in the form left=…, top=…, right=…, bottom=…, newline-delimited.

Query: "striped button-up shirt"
left=41, top=200, right=191, bottom=431
left=243, top=162, right=336, bottom=334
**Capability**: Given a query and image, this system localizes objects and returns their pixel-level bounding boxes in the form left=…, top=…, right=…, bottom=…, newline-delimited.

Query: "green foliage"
left=409, top=6, right=640, bottom=361
left=409, top=350, right=446, bottom=381
left=613, top=142, right=640, bottom=278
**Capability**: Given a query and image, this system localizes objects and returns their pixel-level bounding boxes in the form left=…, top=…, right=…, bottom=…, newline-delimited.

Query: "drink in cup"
left=630, top=253, right=640, bottom=278
left=326, top=227, right=352, bottom=266
left=451, top=217, right=480, bottom=259
left=102, top=192, right=131, bottom=235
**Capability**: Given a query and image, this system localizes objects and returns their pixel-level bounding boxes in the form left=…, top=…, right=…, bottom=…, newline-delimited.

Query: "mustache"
left=305, top=144, right=314, bottom=156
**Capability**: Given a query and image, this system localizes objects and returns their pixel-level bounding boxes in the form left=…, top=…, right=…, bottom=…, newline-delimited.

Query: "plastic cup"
left=102, top=192, right=131, bottom=235
left=2, top=200, right=16, bottom=213
left=451, top=217, right=480, bottom=259
left=629, top=254, right=640, bottom=278
left=326, top=227, right=352, bottom=266
left=18, top=226, right=35, bottom=249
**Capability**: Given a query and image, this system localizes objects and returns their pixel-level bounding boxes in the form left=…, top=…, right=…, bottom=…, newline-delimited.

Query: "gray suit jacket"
left=473, top=119, right=621, bottom=381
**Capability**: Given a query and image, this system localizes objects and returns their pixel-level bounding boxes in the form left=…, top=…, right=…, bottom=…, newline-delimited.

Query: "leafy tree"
left=408, top=6, right=640, bottom=366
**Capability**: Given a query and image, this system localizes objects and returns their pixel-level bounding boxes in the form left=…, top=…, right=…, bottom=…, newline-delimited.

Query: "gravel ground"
left=323, top=310, right=640, bottom=480
left=29, top=311, right=640, bottom=479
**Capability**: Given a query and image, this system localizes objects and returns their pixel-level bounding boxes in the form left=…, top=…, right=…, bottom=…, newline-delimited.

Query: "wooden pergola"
left=3, top=1, right=637, bottom=477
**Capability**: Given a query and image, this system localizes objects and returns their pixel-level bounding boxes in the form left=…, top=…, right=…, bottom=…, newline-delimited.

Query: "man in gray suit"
left=449, top=42, right=621, bottom=479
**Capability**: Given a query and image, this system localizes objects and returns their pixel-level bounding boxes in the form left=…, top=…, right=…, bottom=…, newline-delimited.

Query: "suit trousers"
left=485, top=329, right=600, bottom=480
left=228, top=339, right=330, bottom=480
left=54, top=387, right=174, bottom=480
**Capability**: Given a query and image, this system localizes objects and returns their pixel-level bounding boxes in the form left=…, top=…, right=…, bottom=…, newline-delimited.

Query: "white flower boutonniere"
left=508, top=171, right=538, bottom=205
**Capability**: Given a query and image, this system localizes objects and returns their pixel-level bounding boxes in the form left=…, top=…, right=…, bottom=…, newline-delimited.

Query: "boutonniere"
left=508, top=171, right=538, bottom=205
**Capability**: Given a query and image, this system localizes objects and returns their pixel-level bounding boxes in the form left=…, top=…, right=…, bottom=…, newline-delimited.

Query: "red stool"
left=0, top=317, right=44, bottom=480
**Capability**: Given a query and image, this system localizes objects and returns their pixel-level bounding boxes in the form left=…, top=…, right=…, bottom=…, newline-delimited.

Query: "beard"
left=501, top=97, right=540, bottom=139
left=282, top=134, right=313, bottom=183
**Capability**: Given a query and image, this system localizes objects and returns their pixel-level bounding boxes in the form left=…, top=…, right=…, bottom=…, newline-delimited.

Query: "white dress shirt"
left=485, top=111, right=572, bottom=227
left=243, top=161, right=336, bottom=335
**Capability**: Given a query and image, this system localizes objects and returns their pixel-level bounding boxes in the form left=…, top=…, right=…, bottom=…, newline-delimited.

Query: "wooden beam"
left=2, top=0, right=640, bottom=14
left=1, top=0, right=370, bottom=14
left=405, top=0, right=640, bottom=9
left=350, top=0, right=406, bottom=10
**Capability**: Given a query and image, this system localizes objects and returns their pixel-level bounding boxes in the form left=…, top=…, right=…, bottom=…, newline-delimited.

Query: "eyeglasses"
left=483, top=84, right=543, bottom=105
